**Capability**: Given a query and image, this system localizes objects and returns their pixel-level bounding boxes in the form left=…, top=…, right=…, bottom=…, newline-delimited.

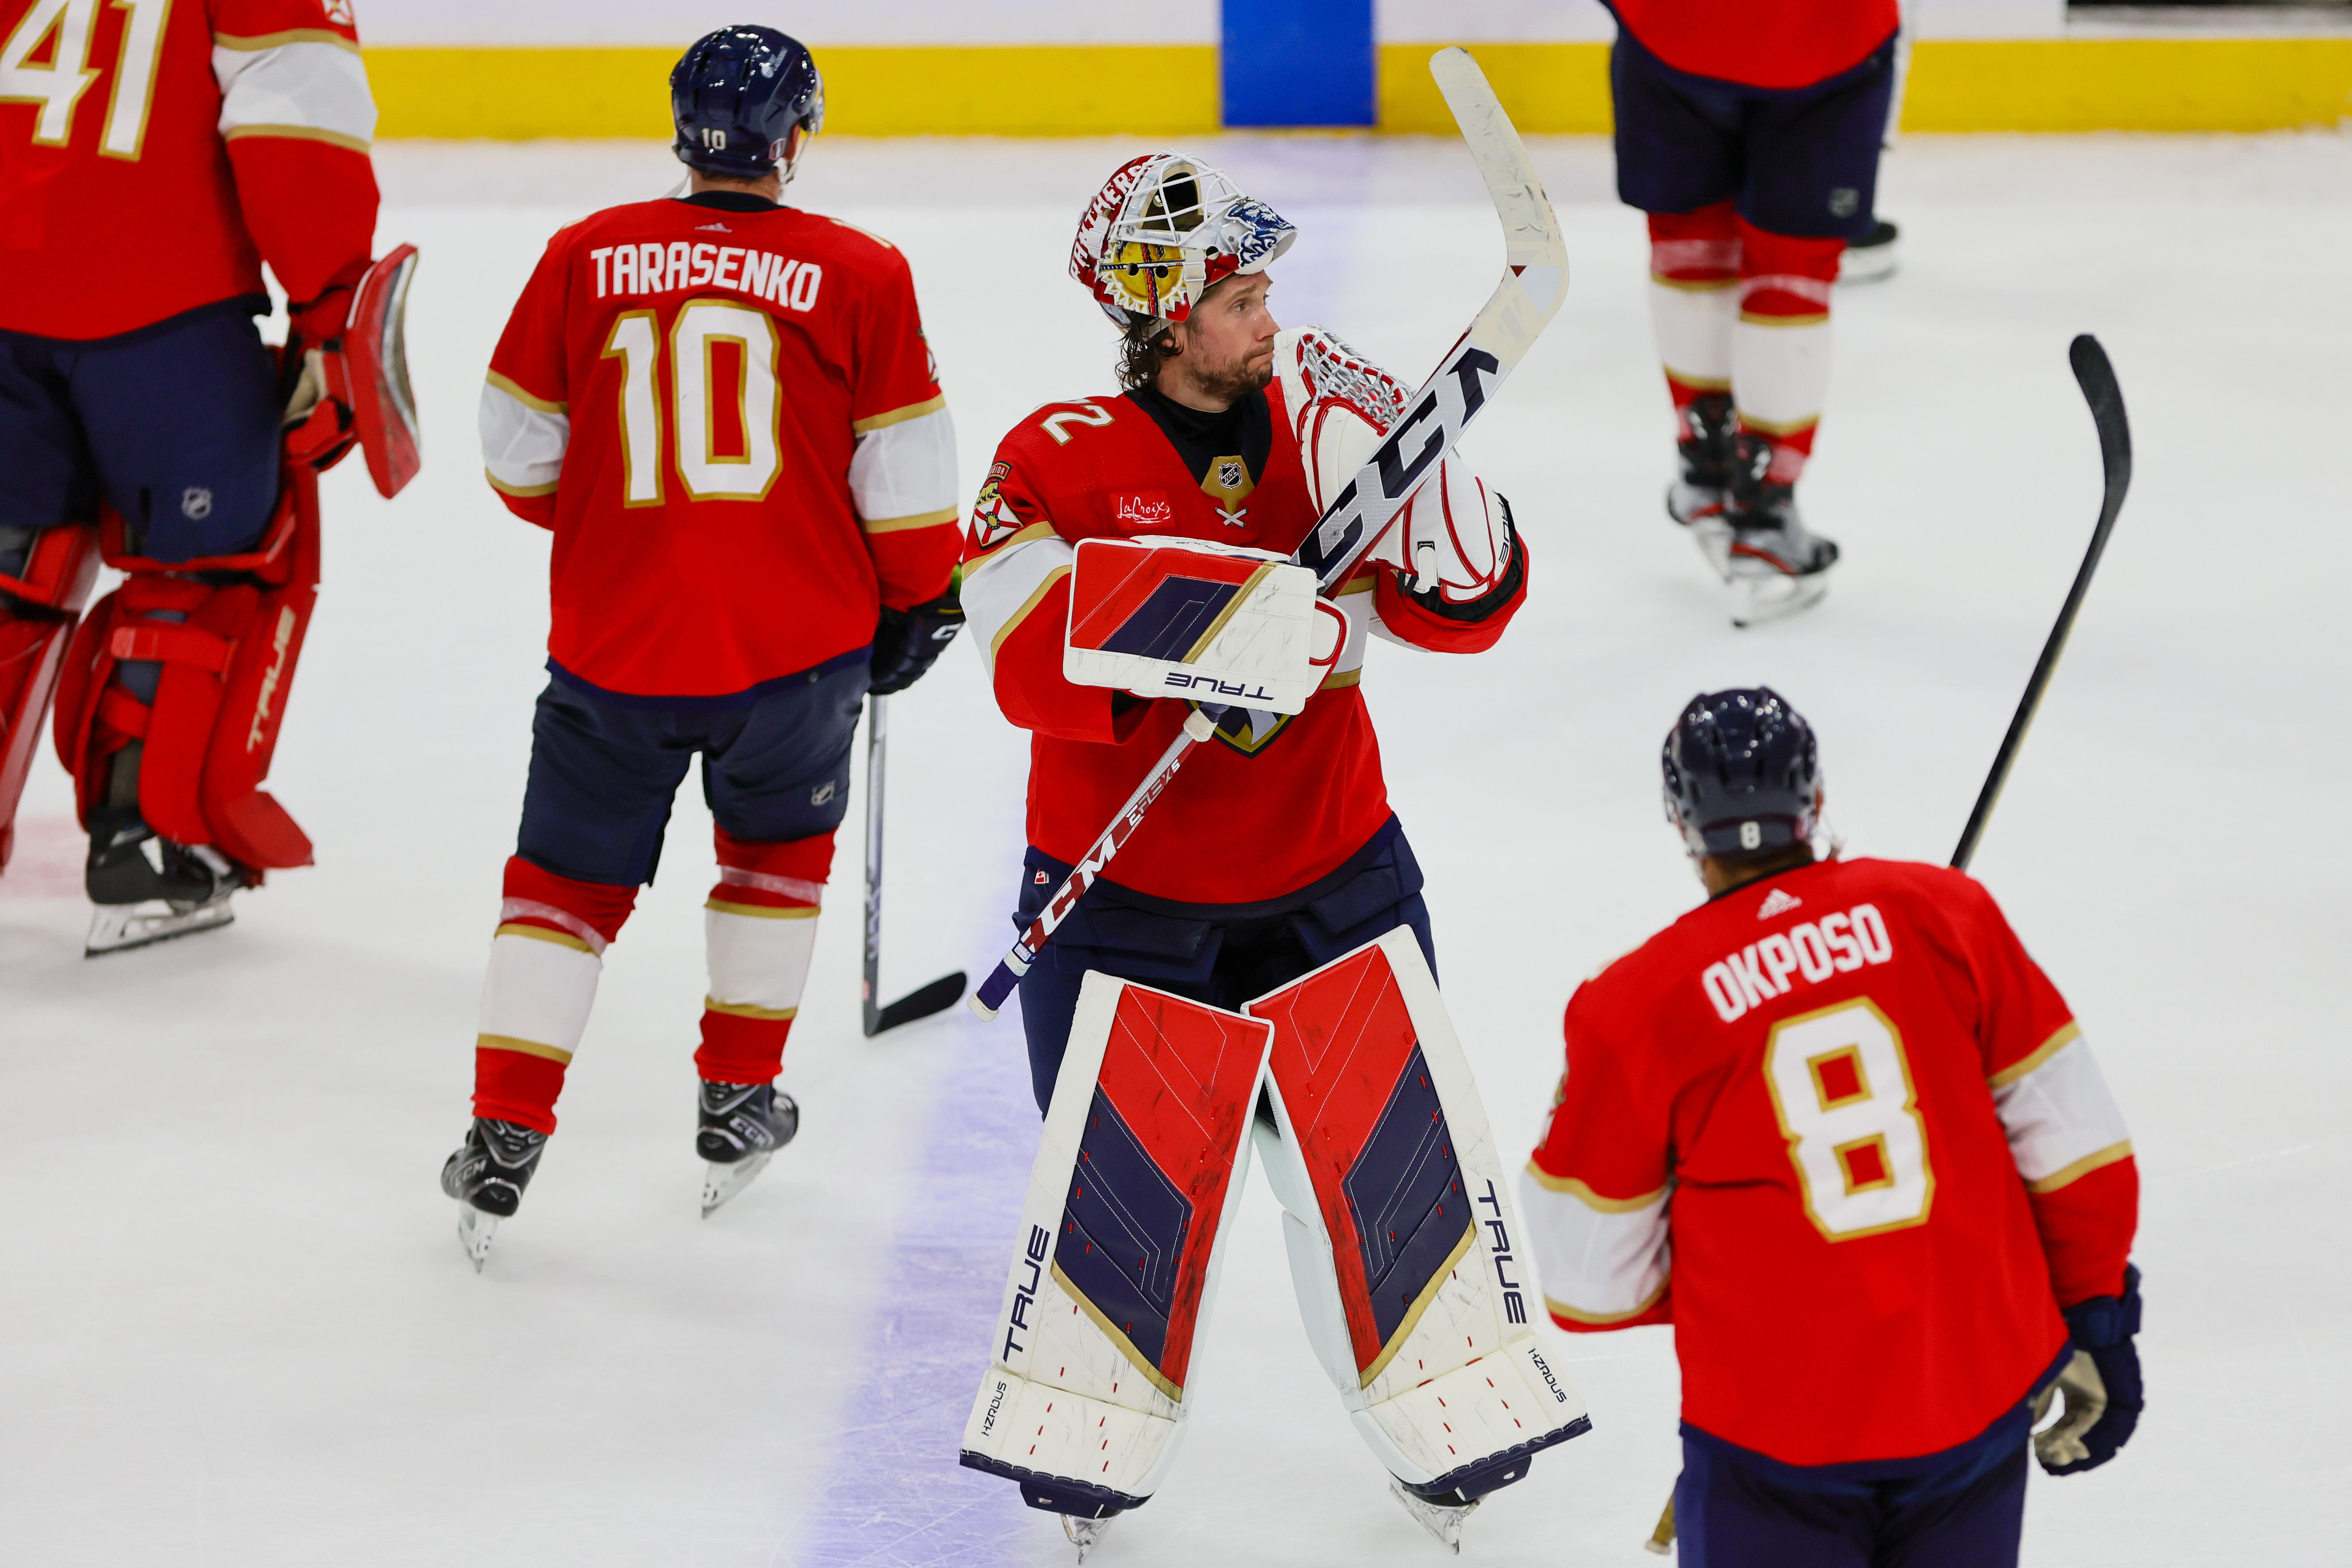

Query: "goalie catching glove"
left=282, top=246, right=424, bottom=498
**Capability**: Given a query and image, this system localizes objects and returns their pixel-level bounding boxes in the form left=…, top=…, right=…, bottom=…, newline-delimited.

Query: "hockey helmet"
left=671, top=26, right=824, bottom=183
left=1070, top=153, right=1298, bottom=330
left=1661, top=687, right=1822, bottom=858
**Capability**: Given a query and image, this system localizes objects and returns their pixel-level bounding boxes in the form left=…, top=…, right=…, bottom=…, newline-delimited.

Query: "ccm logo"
left=1163, top=673, right=1271, bottom=699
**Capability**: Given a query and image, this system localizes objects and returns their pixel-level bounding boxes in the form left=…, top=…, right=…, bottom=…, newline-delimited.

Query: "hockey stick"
left=1641, top=336, right=2134, bottom=1557
left=860, top=694, right=967, bottom=1035
left=1950, top=334, right=2131, bottom=872
left=968, top=46, right=1568, bottom=1020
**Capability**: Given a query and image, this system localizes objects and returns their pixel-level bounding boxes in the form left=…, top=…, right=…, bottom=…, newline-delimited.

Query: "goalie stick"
left=970, top=46, right=1568, bottom=1019
left=860, top=695, right=966, bottom=1035
left=1646, top=334, right=2134, bottom=1555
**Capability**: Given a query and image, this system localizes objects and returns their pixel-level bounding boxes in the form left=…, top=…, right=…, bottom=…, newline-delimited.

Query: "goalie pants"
left=1008, top=814, right=1434, bottom=1113
left=1672, top=1348, right=2068, bottom=1568
left=0, top=297, right=283, bottom=568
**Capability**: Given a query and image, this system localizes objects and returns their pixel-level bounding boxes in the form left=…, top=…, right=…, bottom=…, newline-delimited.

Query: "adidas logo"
left=1757, top=887, right=1802, bottom=920
left=696, top=222, right=733, bottom=232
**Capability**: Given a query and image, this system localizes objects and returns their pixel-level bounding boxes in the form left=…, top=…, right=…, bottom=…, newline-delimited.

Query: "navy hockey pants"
left=0, top=297, right=282, bottom=572
left=1673, top=1348, right=2070, bottom=1568
left=516, top=655, right=868, bottom=888
left=1611, top=27, right=1896, bottom=240
left=1009, top=815, right=1436, bottom=1113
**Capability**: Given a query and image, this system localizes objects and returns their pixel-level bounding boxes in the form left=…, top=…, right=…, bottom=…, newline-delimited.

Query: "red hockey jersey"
left=1610, top=0, right=1900, bottom=91
left=481, top=196, right=960, bottom=702
left=1522, top=857, right=2137, bottom=1466
left=959, top=383, right=1522, bottom=905
left=0, top=0, right=378, bottom=340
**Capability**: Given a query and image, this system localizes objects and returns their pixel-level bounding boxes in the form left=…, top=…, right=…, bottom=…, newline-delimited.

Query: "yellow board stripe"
left=852, top=394, right=946, bottom=434
left=494, top=921, right=595, bottom=953
left=703, top=998, right=799, bottom=1021
left=1523, top=1161, right=1670, bottom=1213
left=2027, top=1140, right=2134, bottom=1195
left=706, top=899, right=819, bottom=920
left=476, top=1033, right=574, bottom=1065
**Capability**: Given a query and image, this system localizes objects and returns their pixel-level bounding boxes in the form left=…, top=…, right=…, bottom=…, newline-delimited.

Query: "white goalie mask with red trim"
left=1070, top=153, right=1298, bottom=329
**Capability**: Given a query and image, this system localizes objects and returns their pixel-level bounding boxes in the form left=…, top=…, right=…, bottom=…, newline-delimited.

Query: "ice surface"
left=2, top=130, right=2348, bottom=1565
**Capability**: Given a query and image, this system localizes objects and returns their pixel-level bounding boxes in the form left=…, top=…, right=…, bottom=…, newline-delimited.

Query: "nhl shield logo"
left=1217, top=459, right=1245, bottom=491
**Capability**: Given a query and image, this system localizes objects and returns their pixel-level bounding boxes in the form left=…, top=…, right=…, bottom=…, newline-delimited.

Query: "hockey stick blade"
left=1951, top=334, right=2132, bottom=871
left=969, top=49, right=1567, bottom=1020
left=867, top=970, right=969, bottom=1035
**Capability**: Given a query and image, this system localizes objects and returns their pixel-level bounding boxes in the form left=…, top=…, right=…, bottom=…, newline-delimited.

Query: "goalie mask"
left=1070, top=154, right=1298, bottom=330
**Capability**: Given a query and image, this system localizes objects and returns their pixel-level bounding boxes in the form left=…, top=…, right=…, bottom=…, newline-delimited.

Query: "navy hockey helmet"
left=1661, top=687, right=1822, bottom=857
left=671, top=26, right=824, bottom=183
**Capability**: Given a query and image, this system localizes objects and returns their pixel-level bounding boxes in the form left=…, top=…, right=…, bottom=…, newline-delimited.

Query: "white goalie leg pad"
left=962, top=971, right=1272, bottom=1515
left=1245, top=928, right=1591, bottom=1500
left=1062, top=537, right=1334, bottom=715
left=477, top=922, right=603, bottom=1063
left=703, top=903, right=818, bottom=1013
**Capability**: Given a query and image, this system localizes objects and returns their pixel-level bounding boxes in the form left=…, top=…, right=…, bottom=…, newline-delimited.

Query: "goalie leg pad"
left=962, top=971, right=1272, bottom=1514
left=1245, top=928, right=1591, bottom=1500
left=51, top=467, right=321, bottom=871
left=0, top=522, right=100, bottom=874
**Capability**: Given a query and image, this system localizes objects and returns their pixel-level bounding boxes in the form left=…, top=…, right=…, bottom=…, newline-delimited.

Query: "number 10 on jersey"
left=1764, top=998, right=1935, bottom=1240
left=602, top=301, right=783, bottom=505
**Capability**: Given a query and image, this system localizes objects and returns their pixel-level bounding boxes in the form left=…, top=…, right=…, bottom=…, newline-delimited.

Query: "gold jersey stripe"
left=222, top=123, right=370, bottom=153
left=1544, top=1279, right=1669, bottom=1326
left=486, top=469, right=560, bottom=498
left=485, top=369, right=568, bottom=415
left=989, top=564, right=1074, bottom=659
left=1318, top=668, right=1362, bottom=691
left=214, top=29, right=360, bottom=54
left=1523, top=1160, right=1670, bottom=1212
left=1989, top=1020, right=2084, bottom=1088
left=703, top=998, right=800, bottom=1021
left=862, top=507, right=959, bottom=536
left=494, top=921, right=595, bottom=953
left=476, top=1034, right=574, bottom=1065
left=851, top=394, right=946, bottom=434
left=2026, top=1139, right=2134, bottom=1194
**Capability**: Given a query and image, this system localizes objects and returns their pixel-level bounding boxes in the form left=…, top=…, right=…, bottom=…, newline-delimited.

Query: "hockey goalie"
left=955, top=153, right=1585, bottom=1556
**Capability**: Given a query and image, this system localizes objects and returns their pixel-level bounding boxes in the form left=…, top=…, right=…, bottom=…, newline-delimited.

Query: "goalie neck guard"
left=671, top=26, right=824, bottom=183
left=1071, top=154, right=1297, bottom=330
left=1662, top=687, right=1821, bottom=857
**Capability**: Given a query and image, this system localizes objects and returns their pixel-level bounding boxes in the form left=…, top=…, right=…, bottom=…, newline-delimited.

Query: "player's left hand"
left=2034, top=1263, right=2143, bottom=1475
left=869, top=591, right=965, bottom=695
left=280, top=258, right=376, bottom=472
left=1397, top=474, right=1522, bottom=622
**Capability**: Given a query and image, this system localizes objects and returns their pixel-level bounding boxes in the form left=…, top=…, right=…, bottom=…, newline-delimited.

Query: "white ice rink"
left=3, top=129, right=2348, bottom=1566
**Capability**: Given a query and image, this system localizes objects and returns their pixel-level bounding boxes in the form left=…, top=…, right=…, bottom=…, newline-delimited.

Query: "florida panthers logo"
left=967, top=462, right=1020, bottom=552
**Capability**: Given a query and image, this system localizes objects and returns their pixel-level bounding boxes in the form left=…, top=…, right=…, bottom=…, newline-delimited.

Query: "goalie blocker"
left=962, top=928, right=1588, bottom=1524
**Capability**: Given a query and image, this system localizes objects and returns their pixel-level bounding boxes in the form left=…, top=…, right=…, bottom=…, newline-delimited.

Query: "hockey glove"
left=280, top=258, right=375, bottom=474
left=869, top=591, right=965, bottom=695
left=1400, top=493, right=1525, bottom=623
left=2032, top=1263, right=2143, bottom=1475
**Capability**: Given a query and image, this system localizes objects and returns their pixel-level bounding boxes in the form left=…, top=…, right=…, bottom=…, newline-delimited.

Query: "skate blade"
left=701, top=1151, right=774, bottom=1217
left=1061, top=1513, right=1115, bottom=1564
left=1839, top=245, right=1898, bottom=285
left=1387, top=1478, right=1477, bottom=1555
left=85, top=898, right=235, bottom=957
left=456, top=1206, right=498, bottom=1271
left=1686, top=518, right=1734, bottom=581
left=1730, top=569, right=1832, bottom=629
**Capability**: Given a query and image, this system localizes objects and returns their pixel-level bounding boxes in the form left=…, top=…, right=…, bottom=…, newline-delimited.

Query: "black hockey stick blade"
left=865, top=970, right=968, bottom=1036
left=1951, top=334, right=2132, bottom=871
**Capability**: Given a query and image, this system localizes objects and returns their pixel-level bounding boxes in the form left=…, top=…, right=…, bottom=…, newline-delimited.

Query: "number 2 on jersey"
left=2, top=0, right=170, bottom=158
left=1763, top=998, right=1934, bottom=1240
left=603, top=301, right=782, bottom=505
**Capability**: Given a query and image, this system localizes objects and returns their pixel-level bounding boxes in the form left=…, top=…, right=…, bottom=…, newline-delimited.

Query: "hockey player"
left=0, top=0, right=399, bottom=952
left=441, top=26, right=962, bottom=1265
left=1605, top=0, right=1900, bottom=624
left=955, top=156, right=1576, bottom=1556
left=1524, top=689, right=2144, bottom=1566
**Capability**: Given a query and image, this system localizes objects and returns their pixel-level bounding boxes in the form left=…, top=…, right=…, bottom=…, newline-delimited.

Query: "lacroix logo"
left=1114, top=490, right=1174, bottom=528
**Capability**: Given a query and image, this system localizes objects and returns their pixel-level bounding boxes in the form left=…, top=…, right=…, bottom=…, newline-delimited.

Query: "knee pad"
left=51, top=464, right=321, bottom=872
left=0, top=522, right=101, bottom=874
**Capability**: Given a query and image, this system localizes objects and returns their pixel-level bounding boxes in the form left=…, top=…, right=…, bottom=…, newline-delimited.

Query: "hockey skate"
left=1719, top=433, right=1838, bottom=629
left=1061, top=1512, right=1117, bottom=1563
left=1388, top=1478, right=1479, bottom=1554
left=82, top=801, right=242, bottom=957
left=440, top=1118, right=547, bottom=1270
left=697, top=1080, right=798, bottom=1216
left=1839, top=217, right=1899, bottom=285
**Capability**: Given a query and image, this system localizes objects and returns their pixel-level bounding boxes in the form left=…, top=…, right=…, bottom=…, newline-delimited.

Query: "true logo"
left=1000, top=1224, right=1050, bottom=1360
